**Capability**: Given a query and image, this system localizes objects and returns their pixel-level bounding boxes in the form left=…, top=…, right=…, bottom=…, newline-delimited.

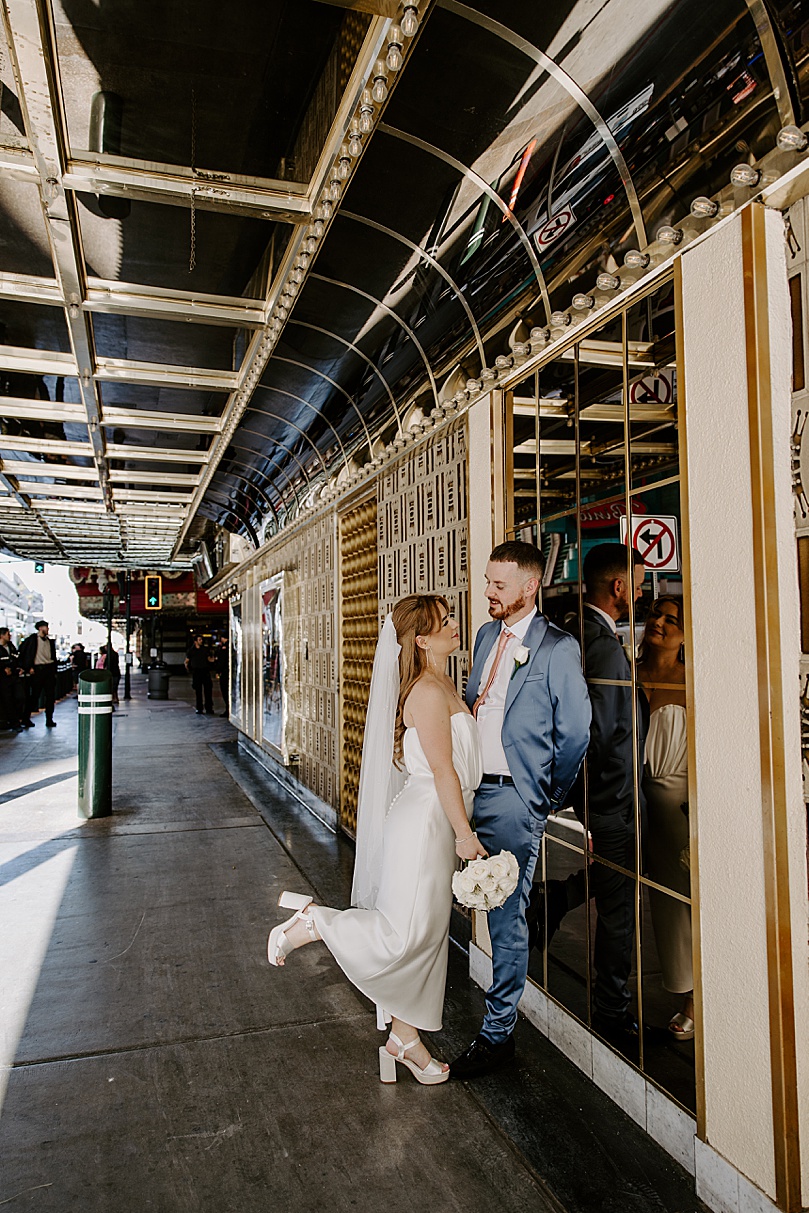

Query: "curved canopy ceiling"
left=0, top=0, right=805, bottom=564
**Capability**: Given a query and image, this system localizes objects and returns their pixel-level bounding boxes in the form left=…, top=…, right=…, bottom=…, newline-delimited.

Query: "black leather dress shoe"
left=450, top=1033, right=515, bottom=1078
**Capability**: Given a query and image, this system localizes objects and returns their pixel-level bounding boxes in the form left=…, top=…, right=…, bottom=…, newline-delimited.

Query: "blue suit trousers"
left=473, top=782, right=546, bottom=1043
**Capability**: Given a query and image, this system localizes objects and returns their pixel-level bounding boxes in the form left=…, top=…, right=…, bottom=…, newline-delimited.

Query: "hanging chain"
left=189, top=87, right=197, bottom=274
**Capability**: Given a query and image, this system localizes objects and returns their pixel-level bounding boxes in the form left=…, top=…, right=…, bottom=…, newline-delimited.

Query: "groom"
left=451, top=541, right=591, bottom=1078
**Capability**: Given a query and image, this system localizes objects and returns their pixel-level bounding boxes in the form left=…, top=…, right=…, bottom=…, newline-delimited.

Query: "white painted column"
left=680, top=204, right=807, bottom=1210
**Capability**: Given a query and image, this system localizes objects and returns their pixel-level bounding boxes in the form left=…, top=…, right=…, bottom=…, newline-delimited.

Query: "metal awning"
left=0, top=0, right=805, bottom=563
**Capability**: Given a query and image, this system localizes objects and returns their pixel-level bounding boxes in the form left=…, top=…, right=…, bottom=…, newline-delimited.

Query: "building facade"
left=208, top=185, right=809, bottom=1213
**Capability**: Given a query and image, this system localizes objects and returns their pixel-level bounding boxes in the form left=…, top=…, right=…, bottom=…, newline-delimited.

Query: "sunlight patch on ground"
left=0, top=845, right=77, bottom=1116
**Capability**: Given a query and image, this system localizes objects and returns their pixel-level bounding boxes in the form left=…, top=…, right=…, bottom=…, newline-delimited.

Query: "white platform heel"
left=378, top=1033, right=450, bottom=1085
left=267, top=891, right=317, bottom=967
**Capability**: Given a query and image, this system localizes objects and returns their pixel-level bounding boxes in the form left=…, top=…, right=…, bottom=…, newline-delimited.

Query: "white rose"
left=467, top=858, right=489, bottom=882
left=513, top=644, right=530, bottom=666
left=502, top=851, right=520, bottom=880
left=488, top=856, right=509, bottom=881
left=479, top=873, right=498, bottom=894
left=456, top=868, right=478, bottom=894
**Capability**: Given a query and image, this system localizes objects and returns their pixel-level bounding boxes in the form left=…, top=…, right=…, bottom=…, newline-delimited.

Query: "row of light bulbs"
left=230, top=5, right=421, bottom=427
left=471, top=122, right=809, bottom=357
left=300, top=122, right=809, bottom=519
left=318, top=396, right=461, bottom=504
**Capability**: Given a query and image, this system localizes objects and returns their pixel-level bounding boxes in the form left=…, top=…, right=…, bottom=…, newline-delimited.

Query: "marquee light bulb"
left=730, top=163, right=760, bottom=188
left=624, top=249, right=650, bottom=269
left=690, top=195, right=718, bottom=218
left=776, top=124, right=808, bottom=152
left=401, top=5, right=419, bottom=37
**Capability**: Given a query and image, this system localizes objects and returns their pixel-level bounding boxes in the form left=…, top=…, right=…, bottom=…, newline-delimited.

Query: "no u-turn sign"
left=619, top=514, right=680, bottom=572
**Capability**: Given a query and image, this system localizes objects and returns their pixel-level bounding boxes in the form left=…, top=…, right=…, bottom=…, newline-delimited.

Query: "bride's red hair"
left=390, top=593, right=449, bottom=765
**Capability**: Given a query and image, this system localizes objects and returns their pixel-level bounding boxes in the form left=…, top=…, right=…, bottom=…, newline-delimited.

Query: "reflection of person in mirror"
left=529, top=543, right=648, bottom=1049
left=266, top=640, right=281, bottom=706
left=637, top=596, right=693, bottom=1041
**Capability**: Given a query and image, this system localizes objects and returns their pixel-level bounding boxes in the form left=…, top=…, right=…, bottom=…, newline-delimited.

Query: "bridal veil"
left=351, top=614, right=406, bottom=910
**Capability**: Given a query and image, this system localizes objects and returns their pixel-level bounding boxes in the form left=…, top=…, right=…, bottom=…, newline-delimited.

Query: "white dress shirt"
left=587, top=603, right=618, bottom=634
left=476, top=606, right=537, bottom=775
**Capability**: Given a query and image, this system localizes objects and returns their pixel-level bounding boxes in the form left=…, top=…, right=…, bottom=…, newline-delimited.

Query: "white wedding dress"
left=312, top=712, right=482, bottom=1031
left=644, top=703, right=692, bottom=993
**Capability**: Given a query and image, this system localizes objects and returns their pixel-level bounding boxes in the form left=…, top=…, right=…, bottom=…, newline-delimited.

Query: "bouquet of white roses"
left=452, top=850, right=520, bottom=911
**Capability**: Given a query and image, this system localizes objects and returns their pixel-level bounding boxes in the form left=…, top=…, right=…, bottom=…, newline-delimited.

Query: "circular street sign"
left=629, top=373, right=673, bottom=405
left=632, top=517, right=676, bottom=569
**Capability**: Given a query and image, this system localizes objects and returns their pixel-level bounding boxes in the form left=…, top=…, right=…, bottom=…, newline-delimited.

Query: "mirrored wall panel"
left=509, top=278, right=694, bottom=1112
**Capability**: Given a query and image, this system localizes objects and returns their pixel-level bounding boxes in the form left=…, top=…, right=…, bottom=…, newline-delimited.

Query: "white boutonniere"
left=511, top=644, right=530, bottom=679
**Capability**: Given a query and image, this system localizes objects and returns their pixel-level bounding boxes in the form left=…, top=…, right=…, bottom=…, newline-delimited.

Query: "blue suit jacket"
left=465, top=614, right=592, bottom=817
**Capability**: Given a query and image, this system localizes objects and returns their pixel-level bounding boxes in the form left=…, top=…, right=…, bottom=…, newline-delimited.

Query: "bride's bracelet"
left=455, top=831, right=476, bottom=846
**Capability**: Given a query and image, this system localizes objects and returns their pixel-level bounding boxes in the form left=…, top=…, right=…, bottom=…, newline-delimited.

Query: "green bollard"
left=78, top=669, right=113, bottom=819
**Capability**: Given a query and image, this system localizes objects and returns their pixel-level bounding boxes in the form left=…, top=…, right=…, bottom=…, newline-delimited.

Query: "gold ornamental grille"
left=339, top=496, right=379, bottom=833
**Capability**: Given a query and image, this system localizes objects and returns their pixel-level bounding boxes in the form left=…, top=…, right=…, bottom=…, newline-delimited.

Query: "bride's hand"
left=455, top=832, right=488, bottom=862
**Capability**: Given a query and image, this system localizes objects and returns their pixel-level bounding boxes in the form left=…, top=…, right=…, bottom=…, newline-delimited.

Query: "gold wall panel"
left=339, top=496, right=379, bottom=833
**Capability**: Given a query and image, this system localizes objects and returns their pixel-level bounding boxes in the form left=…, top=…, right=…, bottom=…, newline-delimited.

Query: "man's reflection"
left=529, top=543, right=647, bottom=1047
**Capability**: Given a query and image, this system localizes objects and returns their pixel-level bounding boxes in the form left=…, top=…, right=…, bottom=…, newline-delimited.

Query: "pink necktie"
left=473, top=630, right=513, bottom=718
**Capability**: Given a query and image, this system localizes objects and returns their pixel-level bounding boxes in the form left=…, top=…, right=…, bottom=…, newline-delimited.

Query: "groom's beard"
left=487, top=587, right=530, bottom=621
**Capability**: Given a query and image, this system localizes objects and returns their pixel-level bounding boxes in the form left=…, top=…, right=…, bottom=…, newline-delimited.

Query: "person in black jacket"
left=185, top=635, right=215, bottom=715
left=214, top=636, right=229, bottom=716
left=70, top=643, right=89, bottom=692
left=0, top=627, right=23, bottom=730
left=19, top=620, right=58, bottom=727
left=529, top=544, right=648, bottom=1044
left=98, top=644, right=121, bottom=705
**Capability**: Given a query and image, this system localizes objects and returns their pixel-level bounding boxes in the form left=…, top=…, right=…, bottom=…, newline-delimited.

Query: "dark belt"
left=481, top=773, right=514, bottom=786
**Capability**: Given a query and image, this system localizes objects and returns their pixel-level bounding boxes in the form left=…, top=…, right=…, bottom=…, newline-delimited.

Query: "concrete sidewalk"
left=0, top=674, right=704, bottom=1212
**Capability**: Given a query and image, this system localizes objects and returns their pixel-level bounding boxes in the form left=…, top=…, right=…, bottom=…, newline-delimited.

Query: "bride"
left=267, top=594, right=485, bottom=1084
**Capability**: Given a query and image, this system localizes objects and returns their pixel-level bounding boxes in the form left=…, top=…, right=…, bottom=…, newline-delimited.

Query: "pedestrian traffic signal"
left=144, top=575, right=162, bottom=610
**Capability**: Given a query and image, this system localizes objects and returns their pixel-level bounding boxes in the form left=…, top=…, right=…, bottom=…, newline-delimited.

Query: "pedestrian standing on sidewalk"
left=185, top=635, right=215, bottom=715
left=0, top=628, right=23, bottom=731
left=19, top=620, right=58, bottom=728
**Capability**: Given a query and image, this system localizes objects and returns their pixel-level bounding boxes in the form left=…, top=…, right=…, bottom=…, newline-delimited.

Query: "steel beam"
left=15, top=481, right=103, bottom=499
left=0, top=436, right=94, bottom=457
left=0, top=271, right=267, bottom=328
left=0, top=271, right=62, bottom=306
left=63, top=154, right=311, bottom=222
left=106, top=443, right=210, bottom=464
left=95, top=357, right=238, bottom=392
left=0, top=460, right=97, bottom=480
left=2, top=0, right=112, bottom=508
left=0, top=397, right=222, bottom=433
left=109, top=470, right=199, bottom=486
left=86, top=278, right=266, bottom=328
left=112, top=488, right=194, bottom=503
left=101, top=408, right=222, bottom=433
left=0, top=344, right=76, bottom=376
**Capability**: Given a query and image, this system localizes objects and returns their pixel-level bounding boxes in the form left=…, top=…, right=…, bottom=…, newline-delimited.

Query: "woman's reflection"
left=637, top=596, right=693, bottom=1040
